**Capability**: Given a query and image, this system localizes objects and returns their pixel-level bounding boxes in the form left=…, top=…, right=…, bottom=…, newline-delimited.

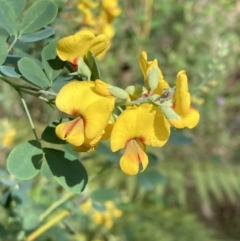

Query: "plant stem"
left=39, top=192, right=75, bottom=221
left=18, top=91, right=39, bottom=140
left=26, top=210, right=70, bottom=241
left=7, top=37, right=18, bottom=53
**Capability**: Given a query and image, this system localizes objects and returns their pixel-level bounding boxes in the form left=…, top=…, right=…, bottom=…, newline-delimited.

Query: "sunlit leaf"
left=18, top=57, right=50, bottom=88
left=7, top=0, right=26, bottom=18
left=0, top=0, right=18, bottom=36
left=19, top=26, right=55, bottom=42
left=0, top=37, right=8, bottom=65
left=44, top=148, right=88, bottom=193
left=0, top=65, right=21, bottom=77
left=41, top=40, right=65, bottom=82
left=19, top=0, right=58, bottom=35
left=7, top=140, right=43, bottom=180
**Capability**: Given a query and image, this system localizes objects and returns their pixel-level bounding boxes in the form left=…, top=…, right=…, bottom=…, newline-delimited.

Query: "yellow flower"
left=2, top=128, right=16, bottom=148
left=78, top=3, right=96, bottom=26
left=79, top=199, right=122, bottom=228
left=56, top=30, right=110, bottom=64
left=139, top=51, right=169, bottom=95
left=55, top=81, right=114, bottom=148
left=111, top=104, right=170, bottom=175
left=101, top=0, right=121, bottom=23
left=170, top=70, right=200, bottom=129
left=78, top=0, right=99, bottom=9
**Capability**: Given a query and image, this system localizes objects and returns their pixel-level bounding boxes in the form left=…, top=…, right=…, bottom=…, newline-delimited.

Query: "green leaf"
left=51, top=75, right=75, bottom=92
left=91, top=188, right=118, bottom=202
left=7, top=0, right=26, bottom=18
left=7, top=140, right=43, bottom=180
left=19, top=26, right=55, bottom=42
left=0, top=37, right=8, bottom=65
left=44, top=148, right=88, bottom=193
left=19, top=0, right=58, bottom=35
left=18, top=57, right=50, bottom=88
left=0, top=65, right=21, bottom=77
left=41, top=118, right=68, bottom=144
left=41, top=40, right=65, bottom=82
left=85, top=51, right=101, bottom=80
left=0, top=0, right=18, bottom=35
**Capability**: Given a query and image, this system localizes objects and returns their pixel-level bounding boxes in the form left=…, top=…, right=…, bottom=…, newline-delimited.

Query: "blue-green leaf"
left=0, top=37, right=8, bottom=65
left=7, top=0, right=26, bottom=18
left=41, top=40, right=65, bottom=82
left=0, top=65, right=21, bottom=77
left=7, top=140, right=43, bottom=180
left=19, top=26, right=55, bottom=42
left=0, top=0, right=18, bottom=36
left=44, top=148, right=88, bottom=193
left=19, top=0, right=58, bottom=35
left=18, top=57, right=50, bottom=88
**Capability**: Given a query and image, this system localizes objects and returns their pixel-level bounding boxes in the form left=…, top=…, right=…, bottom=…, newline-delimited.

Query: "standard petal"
left=56, top=81, right=103, bottom=115
left=110, top=106, right=138, bottom=152
left=120, top=139, right=148, bottom=175
left=56, top=31, right=95, bottom=62
left=89, top=34, right=110, bottom=57
left=55, top=118, right=84, bottom=146
left=84, top=97, right=115, bottom=139
left=136, top=104, right=170, bottom=147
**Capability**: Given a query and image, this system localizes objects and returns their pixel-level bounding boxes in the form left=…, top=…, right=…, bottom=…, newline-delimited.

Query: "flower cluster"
left=55, top=30, right=200, bottom=175
left=80, top=199, right=122, bottom=228
left=78, top=0, right=121, bottom=59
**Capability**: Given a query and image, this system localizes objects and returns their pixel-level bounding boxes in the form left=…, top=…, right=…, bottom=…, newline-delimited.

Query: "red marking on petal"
left=137, top=153, right=141, bottom=163
left=72, top=58, right=78, bottom=66
left=65, top=118, right=82, bottom=138
left=139, top=136, right=145, bottom=143
left=71, top=108, right=79, bottom=116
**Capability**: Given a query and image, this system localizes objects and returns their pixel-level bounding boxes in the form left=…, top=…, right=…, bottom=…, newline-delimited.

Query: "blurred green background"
left=1, top=0, right=240, bottom=240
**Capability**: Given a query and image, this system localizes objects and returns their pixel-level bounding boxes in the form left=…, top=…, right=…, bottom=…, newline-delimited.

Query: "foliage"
left=1, top=0, right=240, bottom=240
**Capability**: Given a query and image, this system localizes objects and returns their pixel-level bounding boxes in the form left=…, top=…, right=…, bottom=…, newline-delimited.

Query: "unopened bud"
left=148, top=66, right=159, bottom=92
left=125, top=85, right=147, bottom=99
left=109, top=86, right=129, bottom=99
left=77, top=57, right=92, bottom=79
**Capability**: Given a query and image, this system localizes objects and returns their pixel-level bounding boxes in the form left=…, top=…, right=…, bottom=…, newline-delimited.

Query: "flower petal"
left=174, top=70, right=191, bottom=117
left=89, top=34, right=110, bottom=57
left=120, top=139, right=148, bottom=175
left=183, top=107, right=200, bottom=129
left=84, top=97, right=115, bottom=139
left=56, top=31, right=95, bottom=62
left=111, top=104, right=170, bottom=152
left=56, top=81, right=104, bottom=116
left=73, top=131, right=103, bottom=152
left=135, top=104, right=170, bottom=147
left=55, top=117, right=84, bottom=146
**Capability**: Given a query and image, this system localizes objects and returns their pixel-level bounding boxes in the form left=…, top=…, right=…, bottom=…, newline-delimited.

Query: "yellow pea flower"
left=55, top=81, right=114, bottom=147
left=56, top=30, right=110, bottom=65
left=111, top=104, right=170, bottom=175
left=101, top=0, right=121, bottom=23
left=139, top=51, right=169, bottom=95
left=170, top=70, right=200, bottom=129
left=78, top=0, right=99, bottom=9
left=78, top=4, right=96, bottom=26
